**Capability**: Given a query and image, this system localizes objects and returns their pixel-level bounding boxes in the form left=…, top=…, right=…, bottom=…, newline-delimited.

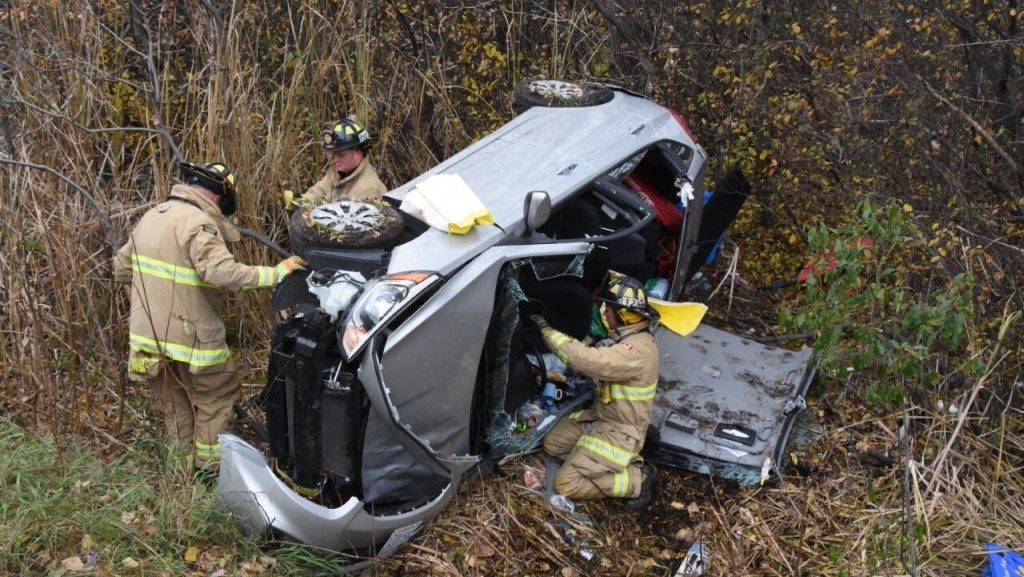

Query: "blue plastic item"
left=981, top=543, right=1024, bottom=577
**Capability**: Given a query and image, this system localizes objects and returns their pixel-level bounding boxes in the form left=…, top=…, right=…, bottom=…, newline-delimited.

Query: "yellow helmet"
left=599, top=270, right=657, bottom=325
left=178, top=161, right=238, bottom=215
left=321, top=118, right=372, bottom=152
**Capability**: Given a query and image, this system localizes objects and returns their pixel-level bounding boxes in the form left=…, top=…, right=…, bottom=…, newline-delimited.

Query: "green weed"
left=781, top=201, right=978, bottom=404
left=0, top=419, right=345, bottom=576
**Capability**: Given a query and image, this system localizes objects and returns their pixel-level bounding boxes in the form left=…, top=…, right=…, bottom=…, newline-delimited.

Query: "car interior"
left=476, top=141, right=707, bottom=459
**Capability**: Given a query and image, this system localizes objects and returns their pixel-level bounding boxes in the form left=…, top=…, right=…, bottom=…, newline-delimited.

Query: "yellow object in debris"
left=649, top=299, right=708, bottom=336
left=399, top=173, right=494, bottom=234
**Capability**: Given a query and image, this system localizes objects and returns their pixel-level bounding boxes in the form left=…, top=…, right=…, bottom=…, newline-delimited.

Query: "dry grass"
left=1, top=1, right=1021, bottom=575
left=373, top=400, right=1021, bottom=576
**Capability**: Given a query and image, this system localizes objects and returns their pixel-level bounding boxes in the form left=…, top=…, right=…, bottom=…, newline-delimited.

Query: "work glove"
left=275, top=255, right=307, bottom=280
left=528, top=314, right=549, bottom=331
left=281, top=189, right=298, bottom=212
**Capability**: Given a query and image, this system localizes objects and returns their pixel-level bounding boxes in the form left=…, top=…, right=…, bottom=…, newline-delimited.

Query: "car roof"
left=385, top=90, right=697, bottom=275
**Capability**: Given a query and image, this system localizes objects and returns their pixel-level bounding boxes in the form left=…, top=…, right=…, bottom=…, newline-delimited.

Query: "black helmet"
left=597, top=270, right=658, bottom=325
left=321, top=119, right=372, bottom=153
left=178, top=161, right=239, bottom=216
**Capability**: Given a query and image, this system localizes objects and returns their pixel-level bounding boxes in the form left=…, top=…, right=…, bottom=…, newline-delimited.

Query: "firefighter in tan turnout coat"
left=533, top=271, right=660, bottom=509
left=114, top=161, right=306, bottom=472
left=301, top=118, right=387, bottom=206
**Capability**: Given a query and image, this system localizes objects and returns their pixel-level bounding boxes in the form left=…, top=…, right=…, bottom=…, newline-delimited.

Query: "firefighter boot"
left=624, top=463, right=656, bottom=512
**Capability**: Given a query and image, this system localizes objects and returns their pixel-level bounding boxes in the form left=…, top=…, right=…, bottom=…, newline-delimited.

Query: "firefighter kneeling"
left=531, top=271, right=660, bottom=510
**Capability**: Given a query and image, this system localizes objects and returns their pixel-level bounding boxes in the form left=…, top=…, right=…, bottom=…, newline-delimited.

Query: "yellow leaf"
left=80, top=534, right=94, bottom=551
left=670, top=501, right=686, bottom=510
left=184, top=547, right=199, bottom=563
left=791, top=22, right=801, bottom=34
left=902, top=203, right=913, bottom=212
left=122, top=557, right=140, bottom=569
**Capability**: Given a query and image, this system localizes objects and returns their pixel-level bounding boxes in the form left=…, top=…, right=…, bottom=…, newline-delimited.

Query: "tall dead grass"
left=0, top=1, right=1020, bottom=576
left=0, top=0, right=615, bottom=449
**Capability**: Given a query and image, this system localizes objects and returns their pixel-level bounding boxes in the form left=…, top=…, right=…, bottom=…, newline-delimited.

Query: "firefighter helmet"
left=179, top=161, right=239, bottom=216
left=321, top=119, right=372, bottom=153
left=599, top=270, right=658, bottom=325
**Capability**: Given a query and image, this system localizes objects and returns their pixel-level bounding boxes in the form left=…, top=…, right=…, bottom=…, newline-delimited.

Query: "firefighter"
left=113, top=161, right=307, bottom=475
left=531, top=271, right=660, bottom=509
left=301, top=118, right=387, bottom=207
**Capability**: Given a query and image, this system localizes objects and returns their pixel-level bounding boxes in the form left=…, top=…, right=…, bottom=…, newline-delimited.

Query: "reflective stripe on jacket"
left=302, top=159, right=387, bottom=206
left=113, top=184, right=281, bottom=376
left=540, top=321, right=659, bottom=445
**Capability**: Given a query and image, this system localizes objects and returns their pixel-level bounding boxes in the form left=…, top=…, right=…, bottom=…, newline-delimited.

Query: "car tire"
left=289, top=200, right=405, bottom=252
left=512, top=78, right=614, bottom=112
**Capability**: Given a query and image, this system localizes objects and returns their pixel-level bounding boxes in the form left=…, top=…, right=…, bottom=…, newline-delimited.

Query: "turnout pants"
left=543, top=412, right=643, bottom=500
left=147, top=360, right=239, bottom=469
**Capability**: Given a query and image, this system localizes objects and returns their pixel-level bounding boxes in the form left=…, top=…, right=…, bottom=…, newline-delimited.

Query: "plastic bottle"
left=645, top=277, right=670, bottom=300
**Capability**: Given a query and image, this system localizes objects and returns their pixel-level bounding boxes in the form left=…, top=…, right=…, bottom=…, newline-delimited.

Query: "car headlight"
left=340, top=272, right=440, bottom=360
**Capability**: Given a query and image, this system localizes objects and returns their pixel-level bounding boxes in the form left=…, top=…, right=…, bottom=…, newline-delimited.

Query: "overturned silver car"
left=217, top=81, right=814, bottom=565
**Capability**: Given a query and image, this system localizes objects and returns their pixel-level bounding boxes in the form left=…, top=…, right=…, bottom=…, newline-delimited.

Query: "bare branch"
left=3, top=94, right=165, bottom=137
left=0, top=157, right=119, bottom=250
left=587, top=0, right=655, bottom=94
left=921, top=79, right=1021, bottom=177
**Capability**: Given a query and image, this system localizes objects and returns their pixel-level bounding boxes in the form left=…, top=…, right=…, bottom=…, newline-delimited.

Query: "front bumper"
left=216, top=433, right=458, bottom=561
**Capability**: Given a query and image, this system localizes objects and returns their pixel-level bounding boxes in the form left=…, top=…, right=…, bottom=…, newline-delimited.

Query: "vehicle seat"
left=504, top=277, right=594, bottom=413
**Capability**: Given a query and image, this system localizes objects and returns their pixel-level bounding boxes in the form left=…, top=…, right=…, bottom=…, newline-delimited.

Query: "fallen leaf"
left=561, top=567, right=576, bottom=577
left=687, top=502, right=700, bottom=515
left=473, top=543, right=496, bottom=558
left=122, top=557, right=139, bottom=569
left=61, top=556, right=86, bottom=572
left=120, top=511, right=137, bottom=524
left=674, top=527, right=693, bottom=542
left=184, top=547, right=199, bottom=563
left=240, top=560, right=266, bottom=575
left=523, top=469, right=542, bottom=490
left=258, top=555, right=277, bottom=567
left=80, top=534, right=95, bottom=551
left=670, top=501, right=685, bottom=510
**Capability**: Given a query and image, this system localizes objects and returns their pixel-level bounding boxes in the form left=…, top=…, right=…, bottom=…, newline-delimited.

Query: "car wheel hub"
left=529, top=80, right=584, bottom=99
left=310, top=201, right=383, bottom=234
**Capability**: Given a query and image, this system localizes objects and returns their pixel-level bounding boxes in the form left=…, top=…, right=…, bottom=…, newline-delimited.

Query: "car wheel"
left=512, top=78, right=614, bottom=111
left=289, top=200, right=404, bottom=251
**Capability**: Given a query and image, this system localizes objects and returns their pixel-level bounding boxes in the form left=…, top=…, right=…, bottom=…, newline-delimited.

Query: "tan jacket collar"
left=332, top=157, right=369, bottom=186
left=168, top=184, right=241, bottom=242
left=610, top=319, right=652, bottom=341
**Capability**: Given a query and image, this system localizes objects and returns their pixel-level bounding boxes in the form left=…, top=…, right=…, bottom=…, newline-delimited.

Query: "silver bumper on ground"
left=216, top=433, right=458, bottom=560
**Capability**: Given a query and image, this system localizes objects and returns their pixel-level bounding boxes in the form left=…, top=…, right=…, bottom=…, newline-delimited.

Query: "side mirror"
left=523, top=191, right=551, bottom=234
